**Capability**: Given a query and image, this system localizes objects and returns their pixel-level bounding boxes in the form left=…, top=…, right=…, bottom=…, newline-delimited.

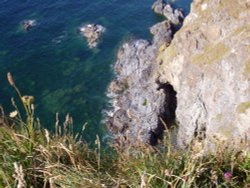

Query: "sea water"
left=0, top=0, right=192, bottom=143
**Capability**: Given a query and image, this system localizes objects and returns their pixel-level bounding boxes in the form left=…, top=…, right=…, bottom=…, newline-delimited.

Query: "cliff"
left=107, top=0, right=250, bottom=148
left=157, top=0, right=250, bottom=147
left=106, top=21, right=174, bottom=146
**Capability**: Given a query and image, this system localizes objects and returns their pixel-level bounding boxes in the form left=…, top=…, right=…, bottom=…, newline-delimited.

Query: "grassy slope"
left=0, top=74, right=249, bottom=188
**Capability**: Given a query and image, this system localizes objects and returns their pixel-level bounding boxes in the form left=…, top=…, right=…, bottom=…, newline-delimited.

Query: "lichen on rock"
left=157, top=0, right=250, bottom=147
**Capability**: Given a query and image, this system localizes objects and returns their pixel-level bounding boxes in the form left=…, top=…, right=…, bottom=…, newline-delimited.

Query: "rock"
left=105, top=19, right=173, bottom=145
left=79, top=24, right=106, bottom=48
left=152, top=0, right=184, bottom=25
left=152, top=0, right=165, bottom=14
left=150, top=20, right=172, bottom=47
left=107, top=0, right=250, bottom=149
left=21, top=20, right=37, bottom=31
left=157, top=0, right=250, bottom=148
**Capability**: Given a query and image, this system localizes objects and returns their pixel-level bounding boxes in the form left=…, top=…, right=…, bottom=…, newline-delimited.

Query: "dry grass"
left=0, top=73, right=249, bottom=187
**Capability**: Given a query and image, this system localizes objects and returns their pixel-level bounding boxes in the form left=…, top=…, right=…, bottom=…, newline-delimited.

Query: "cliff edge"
left=157, top=0, right=250, bottom=147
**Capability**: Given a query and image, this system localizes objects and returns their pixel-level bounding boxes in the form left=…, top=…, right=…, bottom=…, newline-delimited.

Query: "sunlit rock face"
left=106, top=0, right=250, bottom=148
left=157, top=0, right=250, bottom=147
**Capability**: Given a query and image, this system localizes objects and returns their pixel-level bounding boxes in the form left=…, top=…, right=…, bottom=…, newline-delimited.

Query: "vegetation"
left=0, top=73, right=249, bottom=188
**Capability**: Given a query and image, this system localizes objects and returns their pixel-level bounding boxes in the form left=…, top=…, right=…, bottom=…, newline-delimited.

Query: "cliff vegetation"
left=0, top=73, right=249, bottom=187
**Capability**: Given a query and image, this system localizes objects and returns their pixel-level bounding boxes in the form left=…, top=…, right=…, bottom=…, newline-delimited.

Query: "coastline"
left=105, top=0, right=250, bottom=148
left=105, top=2, right=183, bottom=146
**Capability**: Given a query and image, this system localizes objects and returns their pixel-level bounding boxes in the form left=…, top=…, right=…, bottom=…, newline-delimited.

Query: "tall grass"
left=0, top=73, right=249, bottom=187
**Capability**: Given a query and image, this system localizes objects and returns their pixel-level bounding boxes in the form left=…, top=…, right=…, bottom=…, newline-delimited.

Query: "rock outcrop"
left=107, top=0, right=250, bottom=148
left=106, top=19, right=174, bottom=145
left=157, top=0, right=250, bottom=147
left=152, top=0, right=184, bottom=25
left=79, top=24, right=106, bottom=48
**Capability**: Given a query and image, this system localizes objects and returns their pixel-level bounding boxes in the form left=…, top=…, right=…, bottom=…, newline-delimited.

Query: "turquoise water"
left=0, top=0, right=192, bottom=143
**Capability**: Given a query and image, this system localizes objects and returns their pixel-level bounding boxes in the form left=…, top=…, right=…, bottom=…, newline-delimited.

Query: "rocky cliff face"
left=107, top=0, right=250, bottom=148
left=157, top=0, right=250, bottom=147
left=106, top=20, right=174, bottom=146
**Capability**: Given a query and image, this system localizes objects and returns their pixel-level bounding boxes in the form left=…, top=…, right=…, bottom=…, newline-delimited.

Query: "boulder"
left=152, top=0, right=184, bottom=25
left=79, top=24, right=106, bottom=48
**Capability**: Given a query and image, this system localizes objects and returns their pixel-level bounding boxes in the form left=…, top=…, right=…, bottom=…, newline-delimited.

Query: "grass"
left=0, top=73, right=249, bottom=187
left=192, top=42, right=230, bottom=65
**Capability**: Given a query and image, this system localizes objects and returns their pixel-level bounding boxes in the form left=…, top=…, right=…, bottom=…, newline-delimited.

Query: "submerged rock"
left=79, top=24, right=106, bottom=48
left=21, top=19, right=37, bottom=31
left=152, top=0, right=184, bottom=25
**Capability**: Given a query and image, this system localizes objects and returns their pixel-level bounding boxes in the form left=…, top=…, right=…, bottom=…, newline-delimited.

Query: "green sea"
left=0, top=0, right=192, bottom=143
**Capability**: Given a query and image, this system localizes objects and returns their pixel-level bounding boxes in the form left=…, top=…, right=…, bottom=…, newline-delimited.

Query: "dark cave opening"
left=149, top=82, right=177, bottom=146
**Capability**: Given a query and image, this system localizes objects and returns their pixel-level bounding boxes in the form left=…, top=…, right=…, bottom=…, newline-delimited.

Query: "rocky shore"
left=106, top=3, right=181, bottom=146
left=106, top=0, right=250, bottom=148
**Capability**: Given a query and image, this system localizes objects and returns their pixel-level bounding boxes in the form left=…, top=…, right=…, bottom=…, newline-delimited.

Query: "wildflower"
left=224, top=171, right=232, bottom=182
left=9, top=110, right=18, bottom=118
